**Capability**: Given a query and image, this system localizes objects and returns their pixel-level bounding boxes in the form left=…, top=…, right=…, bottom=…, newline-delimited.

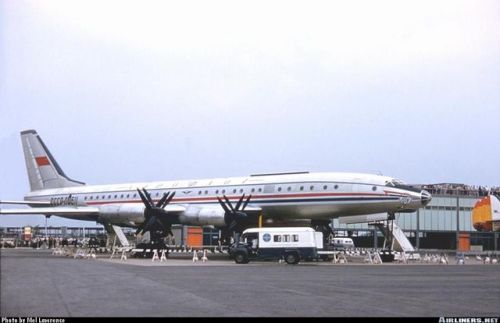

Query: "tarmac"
left=1, top=248, right=499, bottom=317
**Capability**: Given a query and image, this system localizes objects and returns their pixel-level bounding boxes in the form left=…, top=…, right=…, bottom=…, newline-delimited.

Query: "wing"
left=0, top=199, right=98, bottom=218
left=235, top=205, right=261, bottom=213
left=0, top=200, right=52, bottom=206
left=0, top=206, right=99, bottom=216
left=161, top=204, right=187, bottom=213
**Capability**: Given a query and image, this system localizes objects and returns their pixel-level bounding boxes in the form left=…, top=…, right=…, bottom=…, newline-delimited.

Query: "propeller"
left=135, top=188, right=176, bottom=237
left=216, top=194, right=252, bottom=233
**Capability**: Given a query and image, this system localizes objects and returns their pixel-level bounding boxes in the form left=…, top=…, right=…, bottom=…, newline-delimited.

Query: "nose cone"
left=421, top=190, right=432, bottom=206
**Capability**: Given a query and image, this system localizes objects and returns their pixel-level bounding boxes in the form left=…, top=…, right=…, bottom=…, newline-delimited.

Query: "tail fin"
left=20, top=130, right=85, bottom=191
left=472, top=194, right=500, bottom=232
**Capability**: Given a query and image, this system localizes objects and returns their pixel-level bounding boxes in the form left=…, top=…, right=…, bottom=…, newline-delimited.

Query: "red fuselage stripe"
left=84, top=191, right=405, bottom=205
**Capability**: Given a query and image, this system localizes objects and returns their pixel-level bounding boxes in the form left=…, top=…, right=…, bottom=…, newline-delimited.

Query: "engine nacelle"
left=178, top=206, right=226, bottom=226
left=97, top=204, right=145, bottom=225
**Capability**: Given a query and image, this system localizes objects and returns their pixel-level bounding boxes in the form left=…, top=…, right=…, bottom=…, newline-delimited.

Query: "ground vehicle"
left=331, top=237, right=355, bottom=250
left=229, top=227, right=323, bottom=264
left=0, top=238, right=16, bottom=248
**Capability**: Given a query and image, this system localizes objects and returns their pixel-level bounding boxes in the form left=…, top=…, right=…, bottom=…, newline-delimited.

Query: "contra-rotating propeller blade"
left=216, top=194, right=253, bottom=233
left=137, top=188, right=152, bottom=209
left=135, top=188, right=176, bottom=236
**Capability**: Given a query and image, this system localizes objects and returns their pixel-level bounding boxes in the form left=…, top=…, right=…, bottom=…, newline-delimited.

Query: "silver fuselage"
left=24, top=172, right=430, bottom=227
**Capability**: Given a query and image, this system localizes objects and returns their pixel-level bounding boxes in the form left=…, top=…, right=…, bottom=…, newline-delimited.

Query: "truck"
left=229, top=227, right=324, bottom=264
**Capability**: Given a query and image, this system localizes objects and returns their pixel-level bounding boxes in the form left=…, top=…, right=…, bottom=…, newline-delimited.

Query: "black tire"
left=234, top=252, right=249, bottom=264
left=285, top=252, right=299, bottom=265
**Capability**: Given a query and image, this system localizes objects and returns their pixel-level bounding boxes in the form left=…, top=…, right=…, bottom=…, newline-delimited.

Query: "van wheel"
left=285, top=252, right=299, bottom=265
left=234, top=252, right=249, bottom=264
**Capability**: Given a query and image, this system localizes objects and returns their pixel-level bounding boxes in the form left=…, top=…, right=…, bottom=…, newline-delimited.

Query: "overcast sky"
left=1, top=0, right=499, bottom=227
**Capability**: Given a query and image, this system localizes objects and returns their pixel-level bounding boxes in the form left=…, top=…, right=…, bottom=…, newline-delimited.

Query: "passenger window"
left=287, top=187, right=291, bottom=191
left=300, top=186, right=304, bottom=191
left=240, top=188, right=243, bottom=193
left=96, top=196, right=99, bottom=200
left=273, top=235, right=282, bottom=242
left=251, top=188, right=255, bottom=193
left=323, top=185, right=327, bottom=190
left=233, top=189, right=237, bottom=193
left=277, top=187, right=282, bottom=192
left=283, top=235, right=290, bottom=242
left=310, top=186, right=314, bottom=191
left=258, top=188, right=262, bottom=192
left=292, top=235, right=299, bottom=242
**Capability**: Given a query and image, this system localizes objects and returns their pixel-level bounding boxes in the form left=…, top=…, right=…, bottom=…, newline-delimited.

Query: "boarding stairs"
left=370, top=221, right=415, bottom=252
left=111, top=225, right=130, bottom=247
left=108, top=225, right=133, bottom=259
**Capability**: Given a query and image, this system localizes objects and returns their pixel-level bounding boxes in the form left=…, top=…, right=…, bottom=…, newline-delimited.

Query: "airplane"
left=472, top=194, right=500, bottom=232
left=0, top=130, right=432, bottom=245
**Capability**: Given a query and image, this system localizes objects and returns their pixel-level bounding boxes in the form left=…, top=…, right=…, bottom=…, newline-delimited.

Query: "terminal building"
left=1, top=184, right=499, bottom=251
left=334, top=185, right=499, bottom=251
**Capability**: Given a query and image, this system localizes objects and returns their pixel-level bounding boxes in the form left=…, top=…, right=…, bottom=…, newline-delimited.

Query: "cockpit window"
left=386, top=179, right=406, bottom=187
left=385, top=179, right=420, bottom=192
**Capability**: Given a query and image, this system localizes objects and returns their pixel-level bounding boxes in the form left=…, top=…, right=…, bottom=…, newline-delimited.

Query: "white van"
left=229, top=227, right=323, bottom=264
left=331, top=237, right=355, bottom=250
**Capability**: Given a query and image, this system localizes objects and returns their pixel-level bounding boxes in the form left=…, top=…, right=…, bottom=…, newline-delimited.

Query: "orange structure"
left=472, top=195, right=500, bottom=232
left=186, top=226, right=203, bottom=248
left=457, top=232, right=470, bottom=251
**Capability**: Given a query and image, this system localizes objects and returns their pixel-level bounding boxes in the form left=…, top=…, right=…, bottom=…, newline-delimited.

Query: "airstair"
left=111, top=225, right=130, bottom=248
left=370, top=221, right=415, bottom=252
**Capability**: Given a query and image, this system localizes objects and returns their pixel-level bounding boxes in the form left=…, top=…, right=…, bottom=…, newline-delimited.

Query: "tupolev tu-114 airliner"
left=0, top=130, right=432, bottom=244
